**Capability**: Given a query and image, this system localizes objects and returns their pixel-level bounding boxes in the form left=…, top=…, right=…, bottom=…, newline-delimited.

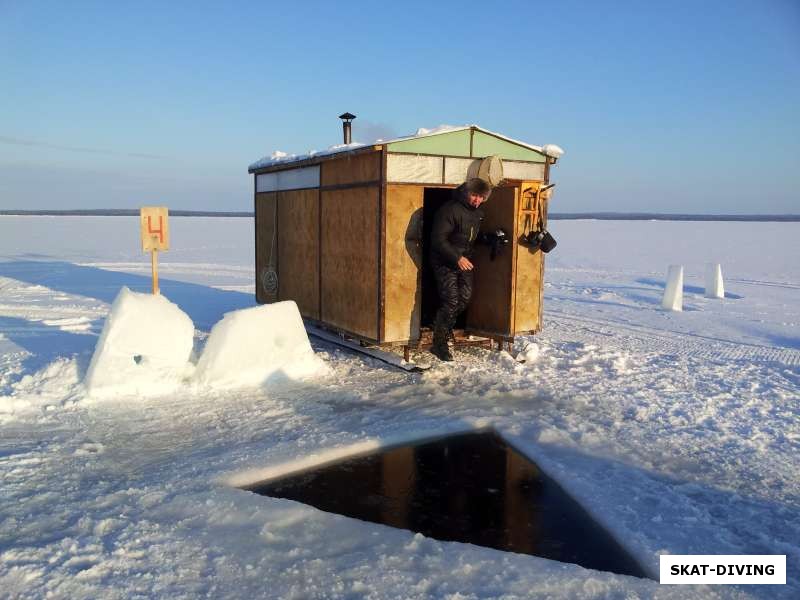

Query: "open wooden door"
left=513, top=181, right=547, bottom=333
left=465, top=185, right=518, bottom=338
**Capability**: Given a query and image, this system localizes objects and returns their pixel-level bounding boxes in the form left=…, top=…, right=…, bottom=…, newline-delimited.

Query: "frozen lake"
left=0, top=216, right=797, bottom=599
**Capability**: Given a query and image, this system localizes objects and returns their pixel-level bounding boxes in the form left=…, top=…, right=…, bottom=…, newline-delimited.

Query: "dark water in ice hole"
left=244, top=431, right=649, bottom=578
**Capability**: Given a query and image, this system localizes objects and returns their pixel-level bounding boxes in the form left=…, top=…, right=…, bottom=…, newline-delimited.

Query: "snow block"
left=661, top=265, right=684, bottom=311
left=85, top=287, right=195, bottom=397
left=705, top=263, right=725, bottom=299
left=194, top=301, right=328, bottom=389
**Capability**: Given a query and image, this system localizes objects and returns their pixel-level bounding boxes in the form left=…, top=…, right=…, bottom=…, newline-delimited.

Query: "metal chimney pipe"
left=339, top=112, right=356, bottom=145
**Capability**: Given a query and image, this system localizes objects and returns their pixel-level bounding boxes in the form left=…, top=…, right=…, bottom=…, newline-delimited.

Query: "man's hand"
left=457, top=256, right=474, bottom=271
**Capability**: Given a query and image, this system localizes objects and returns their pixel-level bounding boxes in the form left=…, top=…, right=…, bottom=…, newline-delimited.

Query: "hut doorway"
left=420, top=187, right=467, bottom=330
left=419, top=184, right=519, bottom=342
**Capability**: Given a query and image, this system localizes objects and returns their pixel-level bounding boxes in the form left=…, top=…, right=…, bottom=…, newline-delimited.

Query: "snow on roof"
left=248, top=143, right=367, bottom=172
left=541, top=144, right=564, bottom=159
left=248, top=125, right=563, bottom=172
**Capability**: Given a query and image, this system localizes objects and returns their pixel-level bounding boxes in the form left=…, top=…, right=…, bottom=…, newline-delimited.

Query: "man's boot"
left=430, top=324, right=453, bottom=362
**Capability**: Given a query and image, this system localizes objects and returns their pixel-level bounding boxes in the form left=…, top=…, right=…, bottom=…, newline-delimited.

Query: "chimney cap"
left=339, top=112, right=357, bottom=121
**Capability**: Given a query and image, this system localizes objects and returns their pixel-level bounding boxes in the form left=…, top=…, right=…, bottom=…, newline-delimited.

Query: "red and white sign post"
left=140, top=206, right=170, bottom=295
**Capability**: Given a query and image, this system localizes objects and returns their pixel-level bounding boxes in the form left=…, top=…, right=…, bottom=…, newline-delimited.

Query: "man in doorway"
left=429, top=177, right=495, bottom=362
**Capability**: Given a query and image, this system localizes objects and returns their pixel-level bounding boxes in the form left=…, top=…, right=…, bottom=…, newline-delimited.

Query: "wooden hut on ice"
left=248, top=120, right=563, bottom=354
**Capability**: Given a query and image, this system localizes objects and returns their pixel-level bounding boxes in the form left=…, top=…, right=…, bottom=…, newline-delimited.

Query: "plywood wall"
left=320, top=186, right=380, bottom=340
left=320, top=151, right=381, bottom=187
left=383, top=185, right=424, bottom=342
left=254, top=192, right=278, bottom=304
left=277, top=189, right=320, bottom=319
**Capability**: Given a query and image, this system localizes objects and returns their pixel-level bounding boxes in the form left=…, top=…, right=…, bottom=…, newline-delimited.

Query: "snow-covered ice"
left=0, top=215, right=798, bottom=599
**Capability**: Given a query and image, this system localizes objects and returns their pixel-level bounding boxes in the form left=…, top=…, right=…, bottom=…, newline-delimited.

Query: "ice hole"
left=241, top=431, right=649, bottom=578
left=133, top=355, right=143, bottom=365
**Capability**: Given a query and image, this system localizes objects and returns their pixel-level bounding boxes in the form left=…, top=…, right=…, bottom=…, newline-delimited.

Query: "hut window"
left=386, top=155, right=442, bottom=184
left=256, top=166, right=320, bottom=192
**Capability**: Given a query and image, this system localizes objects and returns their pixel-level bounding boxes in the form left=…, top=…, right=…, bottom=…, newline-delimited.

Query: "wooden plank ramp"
left=306, top=324, right=432, bottom=372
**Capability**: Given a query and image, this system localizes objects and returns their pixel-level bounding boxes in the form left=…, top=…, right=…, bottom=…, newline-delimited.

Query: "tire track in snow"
left=732, top=278, right=800, bottom=291
left=544, top=311, right=800, bottom=366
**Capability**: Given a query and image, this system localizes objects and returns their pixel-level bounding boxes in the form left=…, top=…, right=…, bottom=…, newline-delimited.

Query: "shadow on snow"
left=0, top=260, right=254, bottom=331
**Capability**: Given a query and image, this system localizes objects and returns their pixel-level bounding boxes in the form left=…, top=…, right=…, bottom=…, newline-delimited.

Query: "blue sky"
left=1, top=0, right=798, bottom=213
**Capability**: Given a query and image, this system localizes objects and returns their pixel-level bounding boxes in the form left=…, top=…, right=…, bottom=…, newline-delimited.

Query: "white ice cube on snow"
left=194, top=301, right=329, bottom=389
left=661, top=265, right=684, bottom=311
left=85, top=287, right=195, bottom=397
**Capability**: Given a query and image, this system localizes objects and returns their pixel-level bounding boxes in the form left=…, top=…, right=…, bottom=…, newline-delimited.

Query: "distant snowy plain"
left=0, top=216, right=798, bottom=599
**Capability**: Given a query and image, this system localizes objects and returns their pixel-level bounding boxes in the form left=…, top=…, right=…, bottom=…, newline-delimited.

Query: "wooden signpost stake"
left=151, top=248, right=159, bottom=295
left=140, top=206, right=170, bottom=295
